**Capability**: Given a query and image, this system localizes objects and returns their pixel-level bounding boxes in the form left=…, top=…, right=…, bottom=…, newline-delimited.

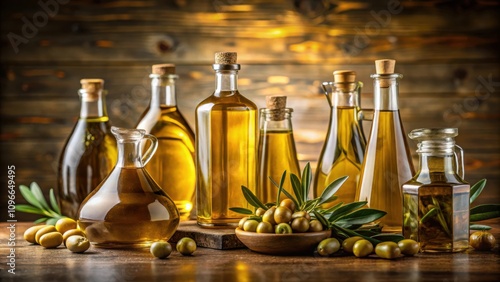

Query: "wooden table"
left=1, top=222, right=499, bottom=281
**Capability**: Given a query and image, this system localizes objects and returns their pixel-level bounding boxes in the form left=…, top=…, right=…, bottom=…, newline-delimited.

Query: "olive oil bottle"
left=314, top=71, right=366, bottom=207
left=196, top=52, right=258, bottom=227
left=57, top=79, right=117, bottom=219
left=257, top=96, right=300, bottom=204
left=355, top=60, right=415, bottom=233
left=136, top=64, right=196, bottom=219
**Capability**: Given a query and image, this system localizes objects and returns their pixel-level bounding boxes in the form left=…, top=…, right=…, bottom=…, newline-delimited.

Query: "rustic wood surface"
left=170, top=221, right=245, bottom=250
left=1, top=221, right=499, bottom=281
left=1, top=0, right=499, bottom=222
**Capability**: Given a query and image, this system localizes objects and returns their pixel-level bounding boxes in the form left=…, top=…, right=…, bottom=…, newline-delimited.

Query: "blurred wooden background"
left=1, top=0, right=499, bottom=221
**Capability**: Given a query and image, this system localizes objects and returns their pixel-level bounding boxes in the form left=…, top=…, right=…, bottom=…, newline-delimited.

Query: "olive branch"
left=15, top=182, right=67, bottom=225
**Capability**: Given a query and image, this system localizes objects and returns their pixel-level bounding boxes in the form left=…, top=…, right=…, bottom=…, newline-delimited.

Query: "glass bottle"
left=403, top=128, right=469, bottom=252
left=314, top=70, right=366, bottom=207
left=195, top=52, right=258, bottom=227
left=57, top=79, right=117, bottom=219
left=257, top=96, right=301, bottom=205
left=78, top=126, right=180, bottom=248
left=355, top=59, right=415, bottom=233
left=136, top=64, right=196, bottom=219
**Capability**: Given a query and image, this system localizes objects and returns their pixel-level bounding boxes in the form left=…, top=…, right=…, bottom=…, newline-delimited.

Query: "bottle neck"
left=332, top=88, right=356, bottom=108
left=371, top=74, right=402, bottom=111
left=215, top=70, right=238, bottom=94
left=260, top=109, right=293, bottom=131
left=417, top=153, right=459, bottom=178
left=79, top=89, right=108, bottom=119
left=116, top=140, right=144, bottom=168
left=150, top=74, right=177, bottom=107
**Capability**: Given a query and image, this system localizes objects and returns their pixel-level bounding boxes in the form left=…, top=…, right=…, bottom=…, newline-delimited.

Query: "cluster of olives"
left=24, top=218, right=90, bottom=253
left=238, top=199, right=323, bottom=234
left=317, top=236, right=420, bottom=259
left=150, top=237, right=197, bottom=259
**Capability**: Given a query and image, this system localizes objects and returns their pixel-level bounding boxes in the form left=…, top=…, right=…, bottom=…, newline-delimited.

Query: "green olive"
left=274, top=206, right=292, bottom=224
left=398, top=239, right=420, bottom=256
left=291, top=211, right=311, bottom=221
left=238, top=217, right=249, bottom=229
left=279, top=199, right=296, bottom=212
left=342, top=236, right=363, bottom=253
left=176, top=237, right=197, bottom=255
left=35, top=226, right=57, bottom=244
left=150, top=241, right=172, bottom=258
left=353, top=239, right=373, bottom=258
left=63, top=229, right=86, bottom=246
left=308, top=220, right=323, bottom=232
left=55, top=218, right=77, bottom=234
left=256, top=221, right=274, bottom=233
left=243, top=219, right=259, bottom=232
left=255, top=208, right=266, bottom=217
left=375, top=242, right=401, bottom=259
left=291, top=217, right=310, bottom=233
left=470, top=231, right=496, bottom=251
left=24, top=225, right=46, bottom=244
left=262, top=206, right=277, bottom=225
left=39, top=232, right=63, bottom=249
left=66, top=235, right=91, bottom=253
left=275, top=223, right=293, bottom=234
left=317, top=238, right=340, bottom=256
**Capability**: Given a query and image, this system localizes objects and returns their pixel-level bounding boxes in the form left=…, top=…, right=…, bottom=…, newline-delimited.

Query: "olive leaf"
left=15, top=183, right=67, bottom=224
left=301, top=163, right=312, bottom=203
left=290, top=173, right=304, bottom=206
left=241, top=185, right=267, bottom=210
left=469, top=224, right=492, bottom=230
left=49, top=189, right=61, bottom=215
left=469, top=179, right=486, bottom=204
left=334, top=208, right=387, bottom=226
left=229, top=207, right=253, bottom=215
left=328, top=201, right=367, bottom=222
left=317, top=176, right=348, bottom=206
left=420, top=207, right=437, bottom=224
left=370, top=233, right=405, bottom=243
left=470, top=204, right=500, bottom=222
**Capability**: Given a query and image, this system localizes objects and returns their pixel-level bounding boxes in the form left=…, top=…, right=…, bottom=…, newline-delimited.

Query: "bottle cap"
left=152, top=64, right=176, bottom=75
left=374, top=59, right=396, bottom=87
left=215, top=52, right=237, bottom=64
left=80, top=78, right=104, bottom=93
left=333, top=70, right=356, bottom=83
left=266, top=95, right=287, bottom=121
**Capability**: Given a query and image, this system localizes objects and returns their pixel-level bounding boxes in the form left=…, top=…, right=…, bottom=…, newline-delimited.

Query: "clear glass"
left=57, top=86, right=117, bottom=219
left=257, top=108, right=301, bottom=204
left=314, top=82, right=366, bottom=207
left=355, top=74, right=415, bottom=233
left=78, top=127, right=180, bottom=248
left=196, top=66, right=257, bottom=227
left=136, top=73, right=196, bottom=219
left=403, top=128, right=470, bottom=252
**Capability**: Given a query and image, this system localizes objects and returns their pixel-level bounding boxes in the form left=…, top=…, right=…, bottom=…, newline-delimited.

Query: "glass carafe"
left=314, top=70, right=366, bottom=207
left=136, top=64, right=196, bottom=219
left=257, top=96, right=301, bottom=204
left=78, top=126, right=180, bottom=248
left=57, top=79, right=117, bottom=219
left=403, top=128, right=470, bottom=252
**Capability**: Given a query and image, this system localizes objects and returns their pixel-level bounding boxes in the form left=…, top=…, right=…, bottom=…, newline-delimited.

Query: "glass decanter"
left=257, top=95, right=301, bottom=204
left=78, top=126, right=180, bottom=248
left=403, top=128, right=470, bottom=252
left=136, top=64, right=196, bottom=219
left=314, top=70, right=366, bottom=207
left=57, top=79, right=117, bottom=219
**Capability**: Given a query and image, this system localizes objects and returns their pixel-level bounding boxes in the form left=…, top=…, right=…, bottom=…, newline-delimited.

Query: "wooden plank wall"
left=1, top=0, right=499, bottom=221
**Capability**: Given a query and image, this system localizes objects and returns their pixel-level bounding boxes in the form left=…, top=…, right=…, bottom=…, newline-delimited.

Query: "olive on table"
left=256, top=221, right=274, bottom=233
left=342, top=236, right=363, bottom=253
left=176, top=237, right=197, bottom=255
left=398, top=239, right=419, bottom=256
left=280, top=199, right=296, bottom=212
left=63, top=229, right=86, bottom=246
left=150, top=241, right=172, bottom=258
left=375, top=242, right=401, bottom=259
left=353, top=239, right=373, bottom=258
left=262, top=206, right=277, bottom=226
left=274, top=206, right=292, bottom=224
left=308, top=220, right=323, bottom=232
left=243, top=219, right=259, bottom=232
left=66, top=235, right=91, bottom=253
left=317, top=238, right=340, bottom=256
left=35, top=225, right=57, bottom=244
left=55, top=218, right=77, bottom=234
left=291, top=217, right=310, bottom=233
left=470, top=231, right=496, bottom=251
left=24, top=225, right=46, bottom=244
left=39, top=232, right=63, bottom=249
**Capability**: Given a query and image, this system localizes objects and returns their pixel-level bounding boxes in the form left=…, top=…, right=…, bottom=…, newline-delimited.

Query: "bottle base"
left=92, top=241, right=155, bottom=249
left=197, top=219, right=239, bottom=229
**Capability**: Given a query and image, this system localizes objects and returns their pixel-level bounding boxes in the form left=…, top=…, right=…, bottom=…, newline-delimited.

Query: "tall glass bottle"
left=57, top=79, right=117, bottom=219
left=403, top=128, right=469, bottom=252
left=314, top=70, right=366, bottom=207
left=196, top=52, right=258, bottom=227
left=257, top=96, right=300, bottom=204
left=355, top=59, right=415, bottom=233
left=136, top=64, right=196, bottom=219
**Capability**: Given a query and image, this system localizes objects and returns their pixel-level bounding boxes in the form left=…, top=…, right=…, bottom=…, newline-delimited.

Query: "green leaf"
left=312, top=210, right=329, bottom=228
left=241, top=186, right=267, bottom=210
left=15, top=204, right=43, bottom=214
left=281, top=189, right=299, bottom=209
left=420, top=207, right=438, bottom=224
left=19, top=185, right=43, bottom=210
left=248, top=215, right=263, bottom=222
left=30, top=182, right=51, bottom=211
left=290, top=173, right=304, bottom=206
left=320, top=202, right=344, bottom=214
left=275, top=171, right=287, bottom=206
left=470, top=204, right=500, bottom=222
left=321, top=195, right=338, bottom=204
left=33, top=217, right=49, bottom=224
left=49, top=188, right=62, bottom=215
left=301, top=163, right=312, bottom=203
left=469, top=179, right=487, bottom=204
left=317, top=176, right=348, bottom=205
left=46, top=218, right=58, bottom=226
left=370, top=233, right=404, bottom=243
left=331, top=224, right=381, bottom=245
left=469, top=224, right=492, bottom=230
left=353, top=229, right=380, bottom=237
left=335, top=208, right=387, bottom=225
left=329, top=201, right=367, bottom=222
left=229, top=207, right=253, bottom=215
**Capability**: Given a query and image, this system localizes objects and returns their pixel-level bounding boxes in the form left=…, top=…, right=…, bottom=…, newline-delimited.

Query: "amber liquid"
left=196, top=91, right=257, bottom=227
left=57, top=117, right=117, bottom=219
left=356, top=110, right=415, bottom=232
left=78, top=167, right=180, bottom=248
left=137, top=105, right=196, bottom=218
left=257, top=130, right=301, bottom=205
left=314, top=107, right=365, bottom=207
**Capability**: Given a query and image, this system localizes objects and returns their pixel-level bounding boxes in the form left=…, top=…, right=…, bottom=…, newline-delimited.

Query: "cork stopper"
left=152, top=64, right=176, bottom=75
left=333, top=70, right=356, bottom=83
left=215, top=52, right=237, bottom=64
left=80, top=78, right=103, bottom=101
left=266, top=96, right=287, bottom=121
left=375, top=59, right=396, bottom=87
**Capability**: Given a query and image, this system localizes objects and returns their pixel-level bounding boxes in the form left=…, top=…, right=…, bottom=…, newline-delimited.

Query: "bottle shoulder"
left=197, top=91, right=257, bottom=111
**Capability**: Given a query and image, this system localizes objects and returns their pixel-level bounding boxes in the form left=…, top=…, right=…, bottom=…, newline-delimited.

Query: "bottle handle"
left=454, top=145, right=465, bottom=179
left=321, top=82, right=334, bottom=107
left=141, top=134, right=158, bottom=165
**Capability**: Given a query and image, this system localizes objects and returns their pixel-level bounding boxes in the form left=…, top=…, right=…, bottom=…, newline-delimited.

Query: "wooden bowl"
left=235, top=228, right=332, bottom=255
